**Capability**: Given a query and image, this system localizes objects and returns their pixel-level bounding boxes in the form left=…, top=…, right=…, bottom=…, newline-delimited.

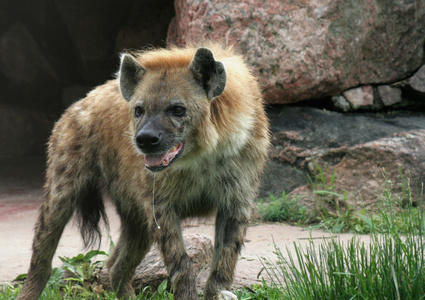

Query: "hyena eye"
left=170, top=106, right=186, bottom=117
left=134, top=106, right=144, bottom=117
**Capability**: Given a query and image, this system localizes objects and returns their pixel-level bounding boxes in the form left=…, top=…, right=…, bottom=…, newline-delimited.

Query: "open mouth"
left=144, top=142, right=184, bottom=171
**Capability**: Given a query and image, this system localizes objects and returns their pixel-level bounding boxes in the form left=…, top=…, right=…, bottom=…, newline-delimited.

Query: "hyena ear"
left=189, top=48, right=227, bottom=100
left=118, top=54, right=146, bottom=101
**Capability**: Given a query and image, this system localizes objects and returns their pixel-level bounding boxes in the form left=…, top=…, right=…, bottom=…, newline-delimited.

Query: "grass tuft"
left=258, top=174, right=425, bottom=299
left=258, top=192, right=311, bottom=225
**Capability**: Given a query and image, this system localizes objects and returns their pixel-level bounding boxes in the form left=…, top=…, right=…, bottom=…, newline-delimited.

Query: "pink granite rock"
left=343, top=86, right=374, bottom=109
left=168, top=0, right=425, bottom=104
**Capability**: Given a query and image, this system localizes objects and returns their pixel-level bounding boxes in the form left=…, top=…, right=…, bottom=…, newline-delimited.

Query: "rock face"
left=260, top=107, right=425, bottom=206
left=0, top=23, right=63, bottom=109
left=0, top=105, right=54, bottom=158
left=0, top=0, right=174, bottom=112
left=168, top=0, right=425, bottom=104
left=97, top=234, right=213, bottom=292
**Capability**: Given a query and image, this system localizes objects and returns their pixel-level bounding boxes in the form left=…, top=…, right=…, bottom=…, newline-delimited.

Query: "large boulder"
left=0, top=105, right=55, bottom=158
left=167, top=0, right=425, bottom=104
left=260, top=107, right=425, bottom=206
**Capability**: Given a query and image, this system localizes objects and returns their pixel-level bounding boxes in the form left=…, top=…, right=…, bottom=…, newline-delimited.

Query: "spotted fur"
left=17, top=43, right=269, bottom=300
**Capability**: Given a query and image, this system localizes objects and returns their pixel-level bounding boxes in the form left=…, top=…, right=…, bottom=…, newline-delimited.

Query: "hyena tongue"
left=144, top=153, right=168, bottom=167
left=144, top=143, right=182, bottom=168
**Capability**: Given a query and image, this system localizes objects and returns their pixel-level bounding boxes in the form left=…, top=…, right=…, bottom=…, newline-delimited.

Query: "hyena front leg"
left=17, top=192, right=76, bottom=300
left=204, top=209, right=250, bottom=300
left=155, top=211, right=198, bottom=300
left=107, top=206, right=153, bottom=299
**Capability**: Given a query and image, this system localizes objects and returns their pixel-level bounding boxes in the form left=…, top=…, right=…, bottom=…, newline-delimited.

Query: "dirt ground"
left=0, top=156, right=360, bottom=290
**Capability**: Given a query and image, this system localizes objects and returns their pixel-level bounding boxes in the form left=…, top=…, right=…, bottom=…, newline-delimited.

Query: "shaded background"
left=0, top=0, right=174, bottom=157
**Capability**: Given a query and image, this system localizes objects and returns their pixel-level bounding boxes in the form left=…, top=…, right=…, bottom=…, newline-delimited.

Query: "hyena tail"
left=75, top=183, right=110, bottom=249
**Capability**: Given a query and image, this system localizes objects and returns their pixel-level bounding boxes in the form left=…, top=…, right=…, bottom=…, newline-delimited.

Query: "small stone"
left=342, top=86, right=374, bottom=109
left=219, top=291, right=238, bottom=300
left=331, top=95, right=351, bottom=112
left=408, top=65, right=425, bottom=93
left=377, top=85, right=402, bottom=106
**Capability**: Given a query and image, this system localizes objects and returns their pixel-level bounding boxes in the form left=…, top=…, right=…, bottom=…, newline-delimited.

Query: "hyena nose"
left=136, top=129, right=162, bottom=152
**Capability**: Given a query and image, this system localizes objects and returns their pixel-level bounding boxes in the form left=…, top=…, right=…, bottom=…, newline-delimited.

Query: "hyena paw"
left=219, top=290, right=238, bottom=300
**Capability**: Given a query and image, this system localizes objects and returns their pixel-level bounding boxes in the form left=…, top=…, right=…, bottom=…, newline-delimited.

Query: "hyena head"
left=118, top=48, right=227, bottom=172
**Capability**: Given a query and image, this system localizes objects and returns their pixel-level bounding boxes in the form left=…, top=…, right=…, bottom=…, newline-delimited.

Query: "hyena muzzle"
left=17, top=43, right=270, bottom=300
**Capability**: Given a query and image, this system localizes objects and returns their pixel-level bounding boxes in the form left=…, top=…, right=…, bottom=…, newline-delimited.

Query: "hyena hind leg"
left=106, top=206, right=153, bottom=299
left=17, top=195, right=75, bottom=300
left=17, top=182, right=107, bottom=300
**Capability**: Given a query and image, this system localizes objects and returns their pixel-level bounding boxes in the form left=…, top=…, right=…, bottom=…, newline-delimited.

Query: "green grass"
left=260, top=231, right=425, bottom=299
left=1, top=279, right=173, bottom=300
left=256, top=167, right=425, bottom=299
left=234, top=280, right=283, bottom=299
left=259, top=197, right=425, bottom=299
left=259, top=165, right=425, bottom=234
left=258, top=192, right=312, bottom=225
left=2, top=244, right=174, bottom=300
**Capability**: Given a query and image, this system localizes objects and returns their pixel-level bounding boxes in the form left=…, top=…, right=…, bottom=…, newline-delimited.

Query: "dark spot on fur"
left=34, top=231, right=42, bottom=245
left=209, top=269, right=227, bottom=284
left=219, top=175, right=238, bottom=192
left=223, top=218, right=247, bottom=254
left=71, top=144, right=81, bottom=152
left=55, top=183, right=66, bottom=193
left=234, top=240, right=242, bottom=254
left=159, top=234, right=168, bottom=256
left=67, top=120, right=78, bottom=133
left=160, top=72, right=167, bottom=87
left=217, top=157, right=226, bottom=167
left=102, top=149, right=119, bottom=184
left=38, top=213, right=46, bottom=231
left=55, top=165, right=66, bottom=176
left=169, top=253, right=185, bottom=276
left=57, top=148, right=65, bottom=158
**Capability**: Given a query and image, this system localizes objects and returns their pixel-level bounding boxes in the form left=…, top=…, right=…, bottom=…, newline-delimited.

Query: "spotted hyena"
left=17, top=43, right=270, bottom=300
